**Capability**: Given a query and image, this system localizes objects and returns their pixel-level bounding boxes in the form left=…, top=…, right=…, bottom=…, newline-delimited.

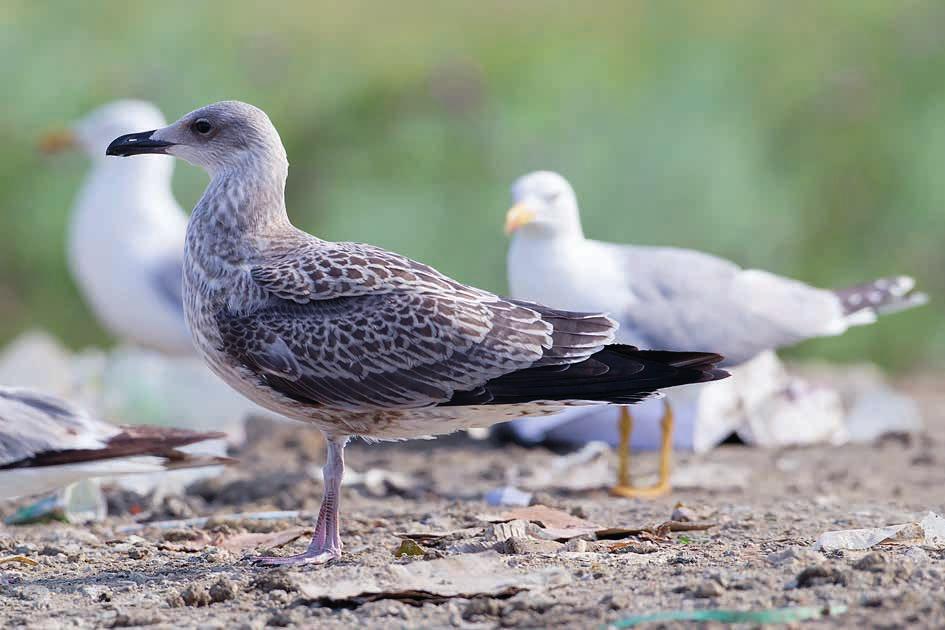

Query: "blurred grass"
left=0, top=0, right=942, bottom=370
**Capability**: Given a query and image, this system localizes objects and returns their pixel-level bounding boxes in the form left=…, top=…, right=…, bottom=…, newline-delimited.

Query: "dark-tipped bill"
left=105, top=130, right=174, bottom=157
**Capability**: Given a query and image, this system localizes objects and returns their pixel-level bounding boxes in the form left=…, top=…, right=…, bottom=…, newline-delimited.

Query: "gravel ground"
left=0, top=374, right=943, bottom=629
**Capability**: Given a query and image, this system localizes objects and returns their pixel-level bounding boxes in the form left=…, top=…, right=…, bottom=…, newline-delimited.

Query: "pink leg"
left=255, top=436, right=348, bottom=566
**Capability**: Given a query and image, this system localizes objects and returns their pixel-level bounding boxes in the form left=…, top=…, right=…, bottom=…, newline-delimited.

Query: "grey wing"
left=151, top=255, right=185, bottom=315
left=610, top=244, right=846, bottom=365
left=220, top=241, right=615, bottom=411
left=0, top=388, right=116, bottom=466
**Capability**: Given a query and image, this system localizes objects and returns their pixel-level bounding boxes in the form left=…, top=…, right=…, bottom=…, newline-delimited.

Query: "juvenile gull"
left=505, top=170, right=928, bottom=496
left=106, top=101, right=729, bottom=566
left=42, top=101, right=192, bottom=354
left=0, top=387, right=231, bottom=500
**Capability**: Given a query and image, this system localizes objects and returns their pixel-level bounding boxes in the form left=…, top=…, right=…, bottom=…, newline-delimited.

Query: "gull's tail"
left=448, top=345, right=729, bottom=406
left=834, top=275, right=928, bottom=326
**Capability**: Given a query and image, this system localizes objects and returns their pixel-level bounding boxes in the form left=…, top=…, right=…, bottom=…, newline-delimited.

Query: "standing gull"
left=505, top=170, right=928, bottom=497
left=42, top=101, right=192, bottom=354
left=0, top=387, right=231, bottom=500
left=106, top=101, right=729, bottom=566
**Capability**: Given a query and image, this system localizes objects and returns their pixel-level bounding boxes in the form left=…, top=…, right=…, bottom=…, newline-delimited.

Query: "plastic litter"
left=606, top=604, right=848, bottom=627
left=484, top=486, right=532, bottom=507
left=5, top=480, right=106, bottom=525
left=813, top=512, right=945, bottom=551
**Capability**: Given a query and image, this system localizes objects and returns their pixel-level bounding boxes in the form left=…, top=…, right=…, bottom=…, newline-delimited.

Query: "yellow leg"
left=616, top=406, right=632, bottom=488
left=611, top=401, right=674, bottom=498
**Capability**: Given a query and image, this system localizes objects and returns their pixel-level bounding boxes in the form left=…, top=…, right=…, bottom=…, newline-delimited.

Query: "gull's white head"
left=506, top=171, right=583, bottom=238
left=41, top=100, right=168, bottom=161
left=106, top=100, right=287, bottom=177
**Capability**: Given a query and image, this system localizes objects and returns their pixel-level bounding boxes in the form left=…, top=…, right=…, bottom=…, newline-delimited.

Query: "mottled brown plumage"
left=107, top=100, right=729, bottom=566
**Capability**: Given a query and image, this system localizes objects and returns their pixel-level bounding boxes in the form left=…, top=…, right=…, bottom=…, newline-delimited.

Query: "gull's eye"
left=192, top=119, right=213, bottom=135
left=546, top=190, right=561, bottom=202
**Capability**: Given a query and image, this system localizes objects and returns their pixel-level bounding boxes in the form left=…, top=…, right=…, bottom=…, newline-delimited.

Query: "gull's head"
left=106, top=100, right=286, bottom=176
left=41, top=100, right=167, bottom=160
left=505, top=171, right=582, bottom=238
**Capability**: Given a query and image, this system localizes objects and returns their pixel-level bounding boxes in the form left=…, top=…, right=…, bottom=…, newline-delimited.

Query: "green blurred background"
left=0, top=1, right=942, bottom=370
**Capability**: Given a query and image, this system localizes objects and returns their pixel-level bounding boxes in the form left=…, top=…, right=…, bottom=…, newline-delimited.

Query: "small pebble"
left=209, top=577, right=238, bottom=603
left=854, top=551, right=889, bottom=573
left=691, top=580, right=725, bottom=598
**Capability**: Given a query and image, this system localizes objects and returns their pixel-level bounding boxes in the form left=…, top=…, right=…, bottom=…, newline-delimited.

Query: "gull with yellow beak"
left=505, top=170, right=927, bottom=498
left=41, top=101, right=193, bottom=355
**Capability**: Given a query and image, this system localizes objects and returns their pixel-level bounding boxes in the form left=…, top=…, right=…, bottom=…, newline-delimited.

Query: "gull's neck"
left=193, top=155, right=292, bottom=237
left=524, top=213, right=586, bottom=243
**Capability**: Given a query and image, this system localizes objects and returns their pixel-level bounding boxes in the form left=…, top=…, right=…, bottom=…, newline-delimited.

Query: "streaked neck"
left=194, top=160, right=291, bottom=235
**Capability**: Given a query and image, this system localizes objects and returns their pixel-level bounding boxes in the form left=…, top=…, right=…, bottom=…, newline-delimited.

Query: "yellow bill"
left=504, top=202, right=537, bottom=235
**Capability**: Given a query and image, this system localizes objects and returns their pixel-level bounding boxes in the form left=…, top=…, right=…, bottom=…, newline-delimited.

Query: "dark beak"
left=105, top=130, right=175, bottom=157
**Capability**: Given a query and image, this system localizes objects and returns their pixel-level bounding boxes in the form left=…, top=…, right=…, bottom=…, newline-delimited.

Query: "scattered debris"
left=0, top=555, right=38, bottom=567
left=610, top=540, right=661, bottom=555
left=209, top=577, right=239, bottom=603
left=117, top=510, right=303, bottom=533
left=813, top=512, right=945, bottom=551
left=608, top=605, right=848, bottom=627
left=766, top=546, right=822, bottom=567
left=597, top=520, right=716, bottom=541
left=174, top=584, right=212, bottom=608
left=484, top=486, right=532, bottom=507
left=793, top=565, right=847, bottom=588
left=296, top=551, right=570, bottom=607
left=498, top=537, right=564, bottom=555
left=690, top=579, right=725, bottom=598
left=394, top=539, right=425, bottom=558
left=487, top=520, right=529, bottom=542
left=669, top=503, right=700, bottom=522
left=5, top=494, right=68, bottom=525
left=478, top=505, right=600, bottom=540
left=854, top=551, right=890, bottom=572
left=393, top=528, right=483, bottom=543
left=215, top=527, right=309, bottom=553
left=330, top=467, right=422, bottom=497
left=250, top=571, right=300, bottom=594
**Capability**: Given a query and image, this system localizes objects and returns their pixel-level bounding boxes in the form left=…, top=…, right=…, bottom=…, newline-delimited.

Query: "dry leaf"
left=479, top=505, right=600, bottom=540
left=297, top=551, right=570, bottom=606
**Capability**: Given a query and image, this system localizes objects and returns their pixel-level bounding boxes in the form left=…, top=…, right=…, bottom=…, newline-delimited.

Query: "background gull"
left=505, top=170, right=928, bottom=497
left=0, top=387, right=232, bottom=500
left=106, top=100, right=729, bottom=566
left=42, top=101, right=193, bottom=355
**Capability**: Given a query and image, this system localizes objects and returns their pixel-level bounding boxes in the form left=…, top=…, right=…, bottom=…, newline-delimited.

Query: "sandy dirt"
left=1, top=374, right=943, bottom=629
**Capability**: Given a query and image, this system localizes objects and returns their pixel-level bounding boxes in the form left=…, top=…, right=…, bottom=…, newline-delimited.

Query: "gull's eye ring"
left=193, top=119, right=213, bottom=135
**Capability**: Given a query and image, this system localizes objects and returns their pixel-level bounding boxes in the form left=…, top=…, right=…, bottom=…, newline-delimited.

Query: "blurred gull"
left=0, top=387, right=232, bottom=500
left=42, top=101, right=192, bottom=355
left=106, top=100, right=728, bottom=566
left=505, top=170, right=928, bottom=497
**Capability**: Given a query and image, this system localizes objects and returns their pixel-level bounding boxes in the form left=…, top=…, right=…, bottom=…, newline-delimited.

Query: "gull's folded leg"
left=612, top=401, right=674, bottom=498
left=255, top=435, right=348, bottom=566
